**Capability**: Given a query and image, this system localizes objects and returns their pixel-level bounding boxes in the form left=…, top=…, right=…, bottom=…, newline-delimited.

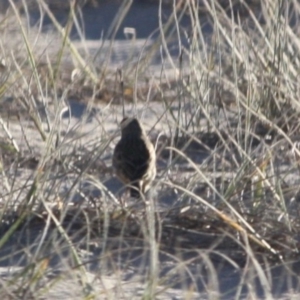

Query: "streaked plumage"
left=113, top=117, right=156, bottom=198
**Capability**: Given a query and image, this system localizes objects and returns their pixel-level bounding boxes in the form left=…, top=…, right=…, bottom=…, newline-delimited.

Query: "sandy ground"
left=0, top=5, right=300, bottom=299
left=1, top=60, right=300, bottom=300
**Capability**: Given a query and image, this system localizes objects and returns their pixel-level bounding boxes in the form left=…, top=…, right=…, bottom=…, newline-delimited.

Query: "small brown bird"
left=113, top=117, right=156, bottom=198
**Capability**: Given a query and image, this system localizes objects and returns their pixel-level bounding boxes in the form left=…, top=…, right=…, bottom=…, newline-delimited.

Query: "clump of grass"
left=1, top=0, right=300, bottom=299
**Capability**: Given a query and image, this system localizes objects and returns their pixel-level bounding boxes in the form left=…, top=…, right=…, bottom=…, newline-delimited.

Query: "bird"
left=113, top=117, right=156, bottom=198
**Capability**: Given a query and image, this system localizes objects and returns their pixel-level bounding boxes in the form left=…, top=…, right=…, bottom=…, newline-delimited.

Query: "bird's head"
left=120, top=117, right=144, bottom=137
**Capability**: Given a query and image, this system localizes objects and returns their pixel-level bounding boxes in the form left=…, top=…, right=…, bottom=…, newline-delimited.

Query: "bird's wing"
left=113, top=137, right=150, bottom=182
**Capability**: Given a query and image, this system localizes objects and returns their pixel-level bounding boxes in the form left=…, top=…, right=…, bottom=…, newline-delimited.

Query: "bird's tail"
left=129, top=182, right=141, bottom=198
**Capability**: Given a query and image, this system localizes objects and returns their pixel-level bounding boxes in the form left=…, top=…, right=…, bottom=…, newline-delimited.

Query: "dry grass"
left=0, top=0, right=300, bottom=299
